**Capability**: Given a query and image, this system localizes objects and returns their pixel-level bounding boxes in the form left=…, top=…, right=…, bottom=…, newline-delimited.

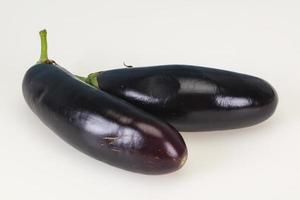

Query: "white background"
left=1, top=1, right=299, bottom=199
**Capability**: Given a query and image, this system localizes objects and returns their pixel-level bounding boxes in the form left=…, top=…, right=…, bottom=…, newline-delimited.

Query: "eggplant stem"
left=123, top=61, right=133, bottom=68
left=38, top=29, right=49, bottom=63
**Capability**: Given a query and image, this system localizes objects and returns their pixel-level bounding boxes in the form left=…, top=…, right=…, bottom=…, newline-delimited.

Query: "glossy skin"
left=97, top=65, right=278, bottom=131
left=22, top=64, right=187, bottom=174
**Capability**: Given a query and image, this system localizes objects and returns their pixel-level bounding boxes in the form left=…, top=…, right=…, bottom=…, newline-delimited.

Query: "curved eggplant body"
left=98, top=65, right=278, bottom=131
left=22, top=64, right=187, bottom=174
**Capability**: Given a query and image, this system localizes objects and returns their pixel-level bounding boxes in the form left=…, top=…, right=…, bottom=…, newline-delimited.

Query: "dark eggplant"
left=82, top=65, right=278, bottom=132
left=22, top=30, right=187, bottom=174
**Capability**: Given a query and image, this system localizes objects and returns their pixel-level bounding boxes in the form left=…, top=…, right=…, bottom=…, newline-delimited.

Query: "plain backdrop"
left=0, top=1, right=299, bottom=200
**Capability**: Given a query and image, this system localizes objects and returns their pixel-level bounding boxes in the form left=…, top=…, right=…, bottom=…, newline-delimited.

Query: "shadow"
left=179, top=112, right=282, bottom=177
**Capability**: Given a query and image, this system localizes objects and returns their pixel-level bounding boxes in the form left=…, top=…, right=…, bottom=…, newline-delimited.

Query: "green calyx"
left=86, top=73, right=99, bottom=88
left=75, top=73, right=99, bottom=88
left=75, top=75, right=87, bottom=82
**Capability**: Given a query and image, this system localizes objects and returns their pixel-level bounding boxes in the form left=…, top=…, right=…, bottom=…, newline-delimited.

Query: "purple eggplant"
left=22, top=30, right=187, bottom=174
left=82, top=65, right=278, bottom=132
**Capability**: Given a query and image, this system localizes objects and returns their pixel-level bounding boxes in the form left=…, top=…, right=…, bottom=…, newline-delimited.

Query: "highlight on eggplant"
left=80, top=65, right=278, bottom=132
left=22, top=30, right=187, bottom=174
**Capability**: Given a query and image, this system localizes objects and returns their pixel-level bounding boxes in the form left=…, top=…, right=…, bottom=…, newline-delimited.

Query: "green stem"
left=38, top=29, right=48, bottom=63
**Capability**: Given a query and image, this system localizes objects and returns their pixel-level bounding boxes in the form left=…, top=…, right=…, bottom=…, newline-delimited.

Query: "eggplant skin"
left=98, top=65, right=278, bottom=132
left=22, top=64, right=187, bottom=174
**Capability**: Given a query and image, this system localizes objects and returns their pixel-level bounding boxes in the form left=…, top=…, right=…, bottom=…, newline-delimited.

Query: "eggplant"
left=82, top=65, right=278, bottom=132
left=22, top=30, right=187, bottom=174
